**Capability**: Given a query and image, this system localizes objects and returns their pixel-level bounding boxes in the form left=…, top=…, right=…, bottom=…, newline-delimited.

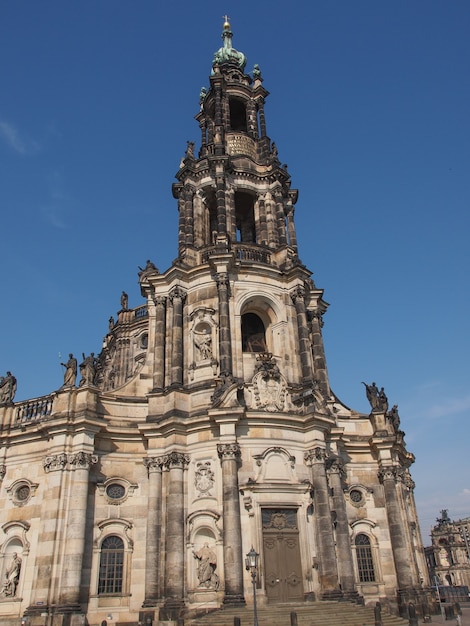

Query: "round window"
left=106, top=483, right=126, bottom=500
left=350, top=489, right=363, bottom=504
left=15, top=485, right=31, bottom=502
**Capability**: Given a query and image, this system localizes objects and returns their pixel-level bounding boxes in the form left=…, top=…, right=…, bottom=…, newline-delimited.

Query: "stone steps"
left=185, top=601, right=409, bottom=626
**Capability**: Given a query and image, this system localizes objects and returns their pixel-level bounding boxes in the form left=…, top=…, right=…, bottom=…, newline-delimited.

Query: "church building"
left=0, top=20, right=429, bottom=626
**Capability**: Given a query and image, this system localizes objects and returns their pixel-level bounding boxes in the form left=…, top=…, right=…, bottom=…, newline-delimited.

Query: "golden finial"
left=223, top=15, right=231, bottom=30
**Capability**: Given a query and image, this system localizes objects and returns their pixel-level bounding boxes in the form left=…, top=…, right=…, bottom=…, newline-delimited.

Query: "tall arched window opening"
left=242, top=313, right=267, bottom=352
left=229, top=98, right=247, bottom=132
left=355, top=534, right=376, bottom=583
left=98, top=535, right=124, bottom=594
left=235, top=192, right=256, bottom=243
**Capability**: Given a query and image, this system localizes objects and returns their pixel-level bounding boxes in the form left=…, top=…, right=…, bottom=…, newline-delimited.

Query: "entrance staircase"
left=185, top=601, right=409, bottom=626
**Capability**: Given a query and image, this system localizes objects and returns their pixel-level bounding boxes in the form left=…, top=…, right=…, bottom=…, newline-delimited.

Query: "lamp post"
left=245, top=546, right=259, bottom=626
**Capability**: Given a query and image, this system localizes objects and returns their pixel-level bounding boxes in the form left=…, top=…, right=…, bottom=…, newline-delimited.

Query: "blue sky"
left=1, top=1, right=469, bottom=542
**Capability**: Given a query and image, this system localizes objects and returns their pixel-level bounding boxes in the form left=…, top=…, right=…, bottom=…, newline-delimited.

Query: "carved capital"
left=162, top=451, right=190, bottom=470
left=291, top=286, right=305, bottom=305
left=43, top=453, right=68, bottom=473
left=168, top=286, right=187, bottom=305
left=68, top=452, right=98, bottom=469
left=143, top=456, right=165, bottom=474
left=216, top=273, right=230, bottom=291
left=326, top=455, right=345, bottom=478
left=152, top=295, right=167, bottom=307
left=43, top=452, right=97, bottom=472
left=304, top=447, right=326, bottom=466
left=217, top=443, right=241, bottom=460
left=378, top=465, right=404, bottom=484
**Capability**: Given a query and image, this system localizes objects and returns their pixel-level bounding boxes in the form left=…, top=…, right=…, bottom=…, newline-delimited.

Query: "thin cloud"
left=0, top=119, right=40, bottom=155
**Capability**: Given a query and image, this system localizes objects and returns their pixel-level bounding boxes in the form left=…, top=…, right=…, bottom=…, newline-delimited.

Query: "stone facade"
left=0, top=20, right=429, bottom=626
left=425, top=510, right=470, bottom=588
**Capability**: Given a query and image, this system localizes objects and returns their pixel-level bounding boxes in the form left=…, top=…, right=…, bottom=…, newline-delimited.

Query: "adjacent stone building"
left=425, top=510, right=470, bottom=589
left=0, top=20, right=429, bottom=626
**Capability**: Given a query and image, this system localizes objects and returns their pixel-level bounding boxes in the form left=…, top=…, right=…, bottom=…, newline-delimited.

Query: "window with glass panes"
left=98, top=536, right=124, bottom=594
left=355, top=533, right=376, bottom=582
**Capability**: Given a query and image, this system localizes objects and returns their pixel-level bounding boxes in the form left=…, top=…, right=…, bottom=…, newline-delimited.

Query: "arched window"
left=229, top=98, right=247, bottom=132
left=242, top=313, right=267, bottom=352
left=355, top=534, right=376, bottom=583
left=98, top=535, right=124, bottom=594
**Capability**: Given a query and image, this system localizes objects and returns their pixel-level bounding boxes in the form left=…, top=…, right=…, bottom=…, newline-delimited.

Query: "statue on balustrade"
left=0, top=372, right=17, bottom=405
left=79, top=353, right=96, bottom=387
left=61, top=353, right=77, bottom=387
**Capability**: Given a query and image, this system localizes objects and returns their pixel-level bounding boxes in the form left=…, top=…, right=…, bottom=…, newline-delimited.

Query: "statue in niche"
left=193, top=542, right=219, bottom=589
left=0, top=372, right=17, bottom=404
left=2, top=552, right=21, bottom=597
left=194, top=328, right=212, bottom=361
left=61, top=353, right=77, bottom=387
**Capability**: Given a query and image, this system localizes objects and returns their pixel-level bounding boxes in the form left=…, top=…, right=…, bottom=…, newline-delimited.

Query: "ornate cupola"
left=172, top=18, right=299, bottom=271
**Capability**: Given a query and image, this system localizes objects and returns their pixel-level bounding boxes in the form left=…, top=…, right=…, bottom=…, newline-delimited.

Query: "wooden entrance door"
left=262, top=509, right=303, bottom=602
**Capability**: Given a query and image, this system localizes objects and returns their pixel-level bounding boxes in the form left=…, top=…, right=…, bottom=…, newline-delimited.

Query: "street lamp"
left=245, top=546, right=259, bottom=626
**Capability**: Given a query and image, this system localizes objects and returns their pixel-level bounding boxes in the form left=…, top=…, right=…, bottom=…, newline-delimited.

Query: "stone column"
left=216, top=175, right=228, bottom=236
left=163, top=451, right=190, bottom=610
left=143, top=456, right=164, bottom=606
left=58, top=452, right=97, bottom=608
left=379, top=466, right=414, bottom=590
left=291, top=287, right=313, bottom=384
left=258, top=99, right=267, bottom=137
left=177, top=190, right=186, bottom=255
left=169, top=287, right=186, bottom=388
left=275, top=191, right=287, bottom=246
left=184, top=185, right=195, bottom=247
left=216, top=273, right=233, bottom=376
left=217, top=443, right=245, bottom=605
left=326, top=456, right=357, bottom=597
left=309, top=308, right=330, bottom=397
left=152, top=296, right=166, bottom=392
left=304, top=448, right=341, bottom=598
left=257, top=194, right=268, bottom=245
left=286, top=205, right=298, bottom=252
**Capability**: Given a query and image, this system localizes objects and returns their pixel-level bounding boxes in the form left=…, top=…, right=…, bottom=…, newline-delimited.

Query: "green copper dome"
left=212, top=19, right=247, bottom=71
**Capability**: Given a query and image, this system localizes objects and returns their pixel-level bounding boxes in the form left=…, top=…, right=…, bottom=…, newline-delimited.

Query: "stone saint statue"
left=120, top=291, right=128, bottom=311
left=193, top=542, right=218, bottom=588
left=194, top=330, right=212, bottom=360
left=79, top=353, right=96, bottom=387
left=362, top=382, right=388, bottom=412
left=61, top=354, right=77, bottom=387
left=2, top=552, right=21, bottom=597
left=0, top=372, right=17, bottom=404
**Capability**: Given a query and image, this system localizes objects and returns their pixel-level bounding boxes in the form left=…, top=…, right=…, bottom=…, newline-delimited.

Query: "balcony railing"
left=201, top=244, right=272, bottom=266
left=15, top=394, right=54, bottom=425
